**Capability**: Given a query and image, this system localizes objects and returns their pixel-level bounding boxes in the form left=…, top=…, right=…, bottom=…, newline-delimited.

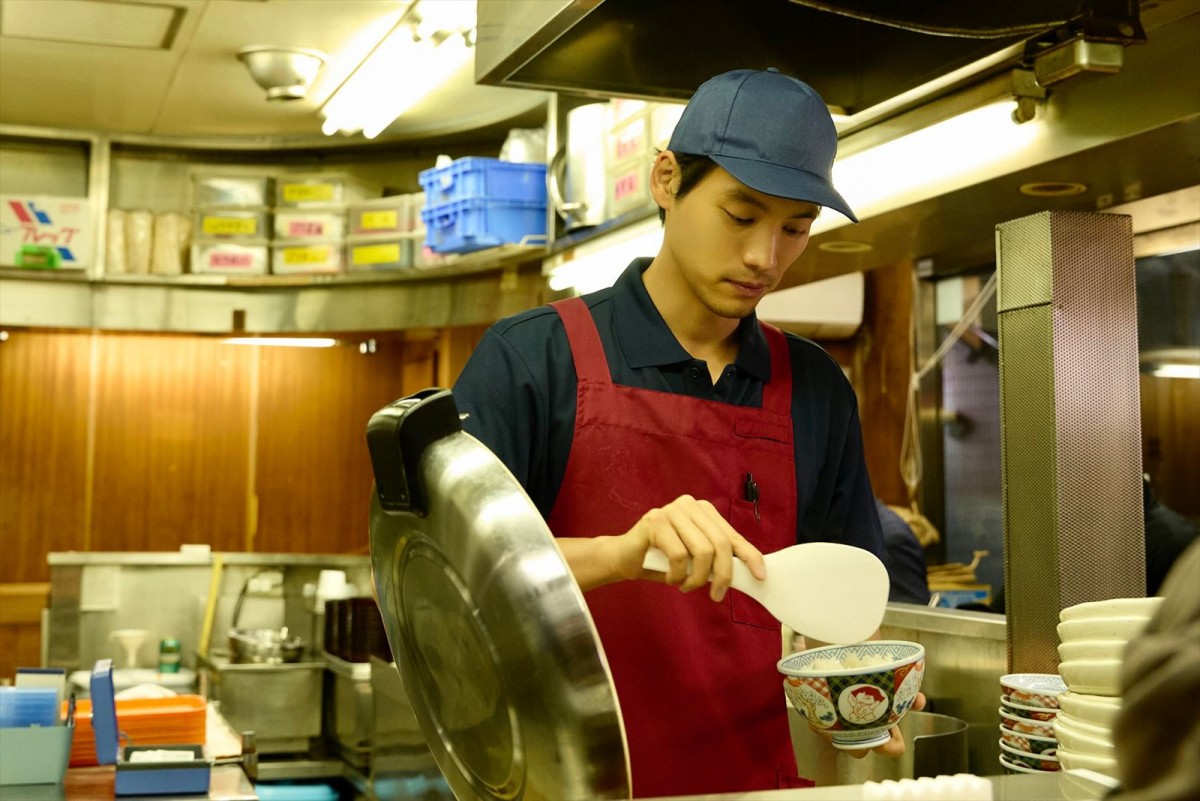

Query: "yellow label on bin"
left=282, top=246, right=331, bottom=265
left=283, top=183, right=336, bottom=203
left=351, top=243, right=400, bottom=266
left=360, top=210, right=398, bottom=231
left=203, top=216, right=258, bottom=236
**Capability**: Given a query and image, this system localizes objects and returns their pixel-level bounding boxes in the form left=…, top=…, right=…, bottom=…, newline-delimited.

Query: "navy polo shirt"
left=452, top=258, right=885, bottom=558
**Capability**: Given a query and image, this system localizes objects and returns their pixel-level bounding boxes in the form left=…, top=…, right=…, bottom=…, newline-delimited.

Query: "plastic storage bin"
left=191, top=241, right=269, bottom=275
left=192, top=175, right=272, bottom=207
left=274, top=209, right=345, bottom=240
left=88, top=660, right=210, bottom=796
left=345, top=237, right=414, bottom=271
left=418, top=158, right=547, bottom=206
left=0, top=723, right=74, bottom=786
left=271, top=241, right=343, bottom=274
left=420, top=198, right=547, bottom=254
left=348, top=194, right=419, bottom=236
left=195, top=208, right=269, bottom=239
left=276, top=173, right=374, bottom=207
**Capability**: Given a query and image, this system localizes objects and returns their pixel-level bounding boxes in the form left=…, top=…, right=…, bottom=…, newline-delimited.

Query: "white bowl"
left=1057, top=747, right=1119, bottom=778
left=1058, top=659, right=1122, bottom=696
left=1054, top=717, right=1115, bottom=756
left=1058, top=691, right=1121, bottom=730
left=1056, top=710, right=1114, bottom=740
left=1058, top=639, right=1127, bottom=663
left=1059, top=597, right=1162, bottom=622
left=1057, top=616, right=1149, bottom=644
left=999, top=724, right=1059, bottom=756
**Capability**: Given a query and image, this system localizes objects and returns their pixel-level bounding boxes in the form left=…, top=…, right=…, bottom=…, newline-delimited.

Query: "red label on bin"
left=288, top=221, right=325, bottom=237
left=614, top=172, right=641, bottom=200
left=211, top=253, right=252, bottom=268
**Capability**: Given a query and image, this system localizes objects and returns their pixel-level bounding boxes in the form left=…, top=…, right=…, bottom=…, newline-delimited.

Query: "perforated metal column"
left=996, top=211, right=1146, bottom=674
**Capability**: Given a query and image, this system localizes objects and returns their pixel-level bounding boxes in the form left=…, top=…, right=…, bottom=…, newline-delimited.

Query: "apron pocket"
left=728, top=499, right=787, bottom=631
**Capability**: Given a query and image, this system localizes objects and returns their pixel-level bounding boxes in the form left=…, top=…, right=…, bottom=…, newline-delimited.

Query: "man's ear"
left=649, top=151, right=680, bottom=210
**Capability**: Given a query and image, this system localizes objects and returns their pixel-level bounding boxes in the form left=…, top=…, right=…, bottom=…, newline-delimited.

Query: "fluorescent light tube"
left=223, top=337, right=337, bottom=348
left=1151, top=363, right=1200, bottom=379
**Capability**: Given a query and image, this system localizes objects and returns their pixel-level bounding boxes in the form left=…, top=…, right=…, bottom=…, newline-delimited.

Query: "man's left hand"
left=844, top=692, right=927, bottom=760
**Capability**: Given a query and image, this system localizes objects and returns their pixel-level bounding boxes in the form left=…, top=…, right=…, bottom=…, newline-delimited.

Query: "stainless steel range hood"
left=478, top=1, right=1199, bottom=285
left=477, top=0, right=1140, bottom=122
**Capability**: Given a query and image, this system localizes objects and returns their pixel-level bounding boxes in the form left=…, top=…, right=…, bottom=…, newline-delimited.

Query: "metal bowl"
left=228, top=628, right=305, bottom=664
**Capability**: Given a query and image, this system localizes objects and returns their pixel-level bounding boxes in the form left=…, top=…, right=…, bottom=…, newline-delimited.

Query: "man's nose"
left=743, top=227, right=782, bottom=272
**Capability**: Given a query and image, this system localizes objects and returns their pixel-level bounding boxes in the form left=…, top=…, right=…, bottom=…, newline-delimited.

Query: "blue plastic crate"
left=420, top=198, right=547, bottom=254
left=418, top=158, right=547, bottom=206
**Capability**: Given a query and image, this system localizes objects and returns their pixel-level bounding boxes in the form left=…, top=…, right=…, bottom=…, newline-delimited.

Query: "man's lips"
left=727, top=279, right=768, bottom=297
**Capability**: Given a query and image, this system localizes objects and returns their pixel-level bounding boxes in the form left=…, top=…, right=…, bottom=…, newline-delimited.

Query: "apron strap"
left=759, top=322, right=793, bottom=416
left=551, top=297, right=613, bottom=384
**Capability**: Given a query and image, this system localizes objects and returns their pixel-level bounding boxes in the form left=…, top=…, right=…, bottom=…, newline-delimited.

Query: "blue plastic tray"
left=420, top=198, right=547, bottom=254
left=418, top=158, right=547, bottom=206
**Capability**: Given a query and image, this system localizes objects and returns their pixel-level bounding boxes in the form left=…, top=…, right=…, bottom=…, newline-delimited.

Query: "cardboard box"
left=0, top=195, right=93, bottom=269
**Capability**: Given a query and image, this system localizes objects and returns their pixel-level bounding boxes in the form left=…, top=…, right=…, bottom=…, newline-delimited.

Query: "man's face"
left=656, top=159, right=819, bottom=320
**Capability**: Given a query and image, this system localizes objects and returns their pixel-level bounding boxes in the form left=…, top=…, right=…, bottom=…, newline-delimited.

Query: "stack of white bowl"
left=998, top=673, right=1066, bottom=775
left=1054, top=597, right=1163, bottom=779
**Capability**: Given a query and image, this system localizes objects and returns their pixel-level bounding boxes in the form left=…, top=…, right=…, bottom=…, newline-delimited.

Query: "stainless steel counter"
left=647, top=769, right=1114, bottom=801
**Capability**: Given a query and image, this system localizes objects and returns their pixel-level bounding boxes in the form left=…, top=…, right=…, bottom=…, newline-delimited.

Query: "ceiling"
left=0, top=0, right=549, bottom=144
left=0, top=0, right=1196, bottom=284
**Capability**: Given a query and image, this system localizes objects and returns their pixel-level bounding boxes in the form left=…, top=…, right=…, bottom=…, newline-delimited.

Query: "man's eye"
left=784, top=227, right=810, bottom=239
left=724, top=210, right=753, bottom=225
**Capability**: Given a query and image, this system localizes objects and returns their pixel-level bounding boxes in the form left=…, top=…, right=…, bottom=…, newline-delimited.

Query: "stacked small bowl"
left=1054, top=597, right=1162, bottom=779
left=998, top=673, right=1067, bottom=774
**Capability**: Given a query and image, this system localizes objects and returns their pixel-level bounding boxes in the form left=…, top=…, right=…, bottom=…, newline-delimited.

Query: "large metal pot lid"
left=367, top=389, right=630, bottom=801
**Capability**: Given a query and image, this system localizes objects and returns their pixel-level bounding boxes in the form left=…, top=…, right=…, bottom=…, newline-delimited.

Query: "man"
left=453, top=68, right=915, bottom=796
left=876, top=498, right=932, bottom=605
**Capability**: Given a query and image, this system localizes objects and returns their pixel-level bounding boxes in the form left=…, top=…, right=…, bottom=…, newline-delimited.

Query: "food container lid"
left=367, top=389, right=629, bottom=800
left=89, top=659, right=119, bottom=765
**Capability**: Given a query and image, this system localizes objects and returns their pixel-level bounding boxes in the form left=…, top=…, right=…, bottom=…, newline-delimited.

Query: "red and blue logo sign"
left=6, top=200, right=78, bottom=262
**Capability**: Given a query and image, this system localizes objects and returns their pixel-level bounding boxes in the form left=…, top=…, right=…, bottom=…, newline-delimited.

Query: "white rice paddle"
left=642, top=542, right=889, bottom=644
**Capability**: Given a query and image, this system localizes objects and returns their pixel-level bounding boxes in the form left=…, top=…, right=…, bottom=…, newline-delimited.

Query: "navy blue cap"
left=667, top=68, right=857, bottom=223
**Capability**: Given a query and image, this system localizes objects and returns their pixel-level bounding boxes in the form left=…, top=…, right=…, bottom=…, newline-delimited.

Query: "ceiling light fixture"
left=238, top=46, right=327, bottom=101
left=319, top=0, right=476, bottom=139
left=1019, top=181, right=1088, bottom=197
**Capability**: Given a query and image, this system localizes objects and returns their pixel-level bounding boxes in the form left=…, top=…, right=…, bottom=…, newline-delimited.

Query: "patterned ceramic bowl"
left=1000, top=695, right=1059, bottom=722
left=998, top=739, right=1060, bottom=771
left=778, top=640, right=924, bottom=751
left=999, top=724, right=1058, bottom=756
left=1000, top=673, right=1067, bottom=709
left=998, top=754, right=1047, bottom=775
left=998, top=707, right=1055, bottom=737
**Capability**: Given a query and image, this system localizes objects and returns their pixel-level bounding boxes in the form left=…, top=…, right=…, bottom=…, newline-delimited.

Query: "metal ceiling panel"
left=0, top=0, right=182, bottom=49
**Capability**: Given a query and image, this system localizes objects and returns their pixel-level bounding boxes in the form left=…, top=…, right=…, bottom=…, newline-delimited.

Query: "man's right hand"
left=605, top=494, right=767, bottom=602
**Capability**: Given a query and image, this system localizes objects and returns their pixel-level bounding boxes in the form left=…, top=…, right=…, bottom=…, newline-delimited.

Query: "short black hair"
left=658, top=152, right=718, bottom=223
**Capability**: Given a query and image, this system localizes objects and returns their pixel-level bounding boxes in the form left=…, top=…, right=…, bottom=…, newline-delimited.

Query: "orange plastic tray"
left=66, top=695, right=206, bottom=767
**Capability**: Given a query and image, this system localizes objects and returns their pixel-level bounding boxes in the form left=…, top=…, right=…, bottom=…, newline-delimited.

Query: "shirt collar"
left=610, top=258, right=772, bottom=381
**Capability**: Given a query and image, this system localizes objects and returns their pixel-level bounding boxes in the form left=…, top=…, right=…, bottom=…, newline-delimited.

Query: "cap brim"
left=710, top=154, right=858, bottom=223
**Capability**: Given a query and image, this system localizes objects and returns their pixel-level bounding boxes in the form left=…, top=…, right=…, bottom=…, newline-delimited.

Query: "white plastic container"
left=273, top=209, right=345, bottom=240
left=192, top=175, right=272, bottom=208
left=191, top=240, right=268, bottom=275
left=194, top=208, right=270, bottom=239
left=348, top=195, right=418, bottom=236
left=276, top=173, right=375, bottom=208
left=271, top=240, right=343, bottom=274
left=345, top=237, right=414, bottom=271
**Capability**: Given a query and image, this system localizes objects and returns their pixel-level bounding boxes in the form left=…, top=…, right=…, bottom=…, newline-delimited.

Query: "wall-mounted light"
left=319, top=0, right=475, bottom=139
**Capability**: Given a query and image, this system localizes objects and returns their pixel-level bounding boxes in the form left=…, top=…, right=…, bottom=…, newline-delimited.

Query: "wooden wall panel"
left=1140, top=373, right=1200, bottom=518
left=253, top=335, right=430, bottom=555
left=854, top=262, right=914, bottom=507
left=0, top=330, right=91, bottom=583
left=89, top=334, right=253, bottom=553
left=0, top=583, right=49, bottom=680
left=437, top=324, right=490, bottom=388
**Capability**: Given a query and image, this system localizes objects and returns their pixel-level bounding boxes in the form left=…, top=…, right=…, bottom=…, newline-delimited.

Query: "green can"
left=159, top=638, right=182, bottom=674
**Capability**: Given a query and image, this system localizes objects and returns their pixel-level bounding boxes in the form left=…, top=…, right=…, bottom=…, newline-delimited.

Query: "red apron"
left=547, top=297, right=802, bottom=797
